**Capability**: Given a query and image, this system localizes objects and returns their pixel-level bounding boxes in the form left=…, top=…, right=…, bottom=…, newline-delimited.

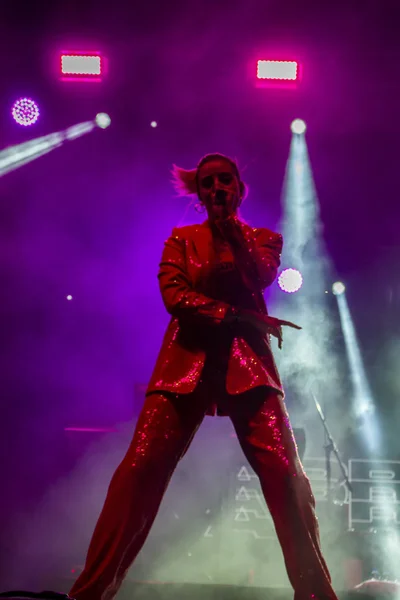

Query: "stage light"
left=291, top=119, right=306, bottom=135
left=95, top=113, right=111, bottom=129
left=61, top=54, right=102, bottom=76
left=66, top=295, right=73, bottom=301
left=0, top=116, right=100, bottom=177
left=150, top=121, right=158, bottom=128
left=12, top=97, right=40, bottom=126
left=278, top=268, right=303, bottom=293
left=332, top=281, right=346, bottom=296
left=257, top=60, right=298, bottom=81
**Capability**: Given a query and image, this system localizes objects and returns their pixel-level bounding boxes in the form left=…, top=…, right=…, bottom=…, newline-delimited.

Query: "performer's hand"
left=240, top=310, right=301, bottom=349
left=214, top=213, right=242, bottom=245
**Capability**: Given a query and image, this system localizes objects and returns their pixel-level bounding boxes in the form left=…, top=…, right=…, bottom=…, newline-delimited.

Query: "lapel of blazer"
left=185, top=220, right=267, bottom=314
left=185, top=222, right=214, bottom=286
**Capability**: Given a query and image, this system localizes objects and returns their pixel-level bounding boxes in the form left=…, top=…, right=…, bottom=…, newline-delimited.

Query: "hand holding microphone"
left=212, top=188, right=242, bottom=240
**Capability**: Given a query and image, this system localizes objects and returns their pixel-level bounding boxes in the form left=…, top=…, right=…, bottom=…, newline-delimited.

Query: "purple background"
left=0, top=0, right=399, bottom=590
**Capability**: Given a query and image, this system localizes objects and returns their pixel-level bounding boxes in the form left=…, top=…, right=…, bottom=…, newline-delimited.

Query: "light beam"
left=0, top=115, right=109, bottom=177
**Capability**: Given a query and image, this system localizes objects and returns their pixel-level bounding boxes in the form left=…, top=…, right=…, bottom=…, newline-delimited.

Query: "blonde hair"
left=171, top=153, right=247, bottom=198
left=171, top=164, right=198, bottom=196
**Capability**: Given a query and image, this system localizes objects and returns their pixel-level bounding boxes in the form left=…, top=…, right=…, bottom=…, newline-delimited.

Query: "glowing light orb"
left=332, top=281, right=346, bottom=296
left=278, top=268, right=303, bottom=293
left=66, top=295, right=73, bottom=301
left=150, top=121, right=158, bottom=128
left=291, top=119, right=306, bottom=135
left=12, top=97, right=40, bottom=126
left=95, top=113, right=111, bottom=129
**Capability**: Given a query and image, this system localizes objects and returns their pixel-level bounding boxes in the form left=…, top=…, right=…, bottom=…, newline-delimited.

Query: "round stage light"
left=95, top=113, right=111, bottom=129
left=12, top=97, right=40, bottom=126
left=332, top=281, right=346, bottom=296
left=278, top=268, right=303, bottom=293
left=150, top=121, right=158, bottom=128
left=291, top=119, right=306, bottom=135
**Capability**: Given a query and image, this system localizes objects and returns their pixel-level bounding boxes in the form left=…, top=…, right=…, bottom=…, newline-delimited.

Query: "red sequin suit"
left=69, top=220, right=338, bottom=600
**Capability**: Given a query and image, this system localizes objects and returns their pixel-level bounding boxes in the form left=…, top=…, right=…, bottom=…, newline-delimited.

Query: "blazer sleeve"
left=158, top=227, right=230, bottom=325
left=232, top=227, right=283, bottom=290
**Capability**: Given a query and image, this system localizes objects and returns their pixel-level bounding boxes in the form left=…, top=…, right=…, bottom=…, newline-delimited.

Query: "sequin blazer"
left=147, top=221, right=283, bottom=397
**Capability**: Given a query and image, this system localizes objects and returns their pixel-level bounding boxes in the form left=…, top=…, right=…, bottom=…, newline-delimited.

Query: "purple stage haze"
left=0, top=0, right=399, bottom=590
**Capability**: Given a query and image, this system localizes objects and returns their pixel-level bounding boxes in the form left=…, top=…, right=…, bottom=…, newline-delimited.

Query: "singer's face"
left=197, top=159, right=242, bottom=221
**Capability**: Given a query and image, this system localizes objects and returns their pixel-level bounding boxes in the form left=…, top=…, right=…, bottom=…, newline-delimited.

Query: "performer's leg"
left=69, top=392, right=206, bottom=600
left=229, top=389, right=338, bottom=600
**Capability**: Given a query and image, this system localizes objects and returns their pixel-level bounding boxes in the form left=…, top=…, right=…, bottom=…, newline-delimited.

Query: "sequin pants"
left=69, top=389, right=338, bottom=600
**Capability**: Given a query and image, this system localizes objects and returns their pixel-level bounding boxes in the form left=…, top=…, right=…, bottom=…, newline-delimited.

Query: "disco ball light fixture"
left=12, top=97, right=40, bottom=126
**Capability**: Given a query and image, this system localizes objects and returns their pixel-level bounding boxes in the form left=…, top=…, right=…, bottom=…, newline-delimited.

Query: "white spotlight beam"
left=0, top=132, right=65, bottom=176
left=336, top=293, right=380, bottom=452
left=283, top=134, right=320, bottom=260
left=274, top=126, right=338, bottom=412
left=0, top=117, right=107, bottom=177
left=65, top=121, right=95, bottom=140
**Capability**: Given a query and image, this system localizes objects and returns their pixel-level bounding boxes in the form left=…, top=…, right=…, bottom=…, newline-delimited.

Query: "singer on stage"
left=69, top=153, right=338, bottom=600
